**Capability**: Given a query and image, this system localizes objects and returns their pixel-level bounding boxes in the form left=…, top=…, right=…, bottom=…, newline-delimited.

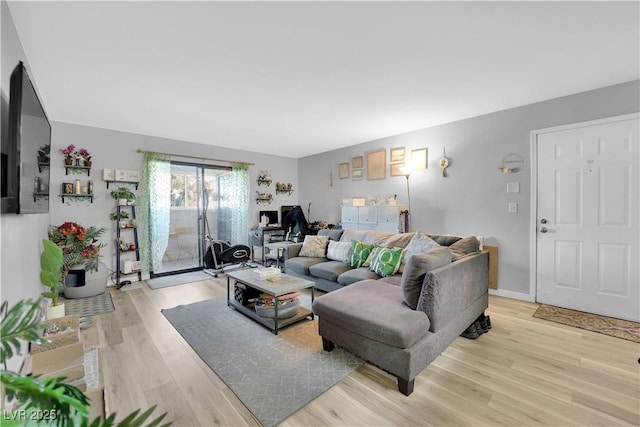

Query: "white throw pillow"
left=327, top=241, right=351, bottom=261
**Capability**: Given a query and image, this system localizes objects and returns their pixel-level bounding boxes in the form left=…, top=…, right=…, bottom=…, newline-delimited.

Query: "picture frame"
left=127, top=170, right=140, bottom=182
left=115, top=169, right=128, bottom=181
left=367, top=149, right=386, bottom=180
left=339, top=162, right=350, bottom=179
left=62, top=183, right=74, bottom=194
left=390, top=147, right=405, bottom=163
left=352, top=156, right=364, bottom=169
left=390, top=163, right=407, bottom=177
left=352, top=169, right=364, bottom=180
left=411, top=148, right=428, bottom=170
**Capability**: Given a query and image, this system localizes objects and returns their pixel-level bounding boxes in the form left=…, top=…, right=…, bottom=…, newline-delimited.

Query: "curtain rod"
left=136, top=149, right=255, bottom=166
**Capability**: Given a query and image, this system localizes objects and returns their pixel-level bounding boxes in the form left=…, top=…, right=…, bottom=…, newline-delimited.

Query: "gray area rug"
left=146, top=270, right=212, bottom=289
left=62, top=292, right=114, bottom=317
left=162, top=298, right=363, bottom=427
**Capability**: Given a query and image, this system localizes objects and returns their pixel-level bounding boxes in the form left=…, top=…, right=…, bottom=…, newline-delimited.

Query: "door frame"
left=528, top=112, right=639, bottom=301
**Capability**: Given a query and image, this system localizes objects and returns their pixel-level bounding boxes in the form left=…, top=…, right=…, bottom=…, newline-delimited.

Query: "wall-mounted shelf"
left=33, top=192, right=49, bottom=202
left=257, top=178, right=272, bottom=187
left=275, top=189, right=294, bottom=195
left=59, top=194, right=94, bottom=203
left=37, top=162, right=50, bottom=173
left=65, top=165, right=91, bottom=176
left=256, top=194, right=273, bottom=205
left=105, top=180, right=139, bottom=190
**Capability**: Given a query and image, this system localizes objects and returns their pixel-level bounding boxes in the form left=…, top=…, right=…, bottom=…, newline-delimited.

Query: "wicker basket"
left=255, top=299, right=299, bottom=319
left=30, top=315, right=81, bottom=354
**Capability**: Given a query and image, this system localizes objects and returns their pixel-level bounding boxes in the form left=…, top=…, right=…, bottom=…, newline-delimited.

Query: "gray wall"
left=50, top=122, right=299, bottom=280
left=298, top=80, right=640, bottom=299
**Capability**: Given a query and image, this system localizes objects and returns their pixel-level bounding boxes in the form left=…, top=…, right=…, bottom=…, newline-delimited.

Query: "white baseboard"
left=489, top=288, right=535, bottom=302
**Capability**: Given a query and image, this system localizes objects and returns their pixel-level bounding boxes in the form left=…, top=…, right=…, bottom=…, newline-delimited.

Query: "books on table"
left=252, top=267, right=281, bottom=279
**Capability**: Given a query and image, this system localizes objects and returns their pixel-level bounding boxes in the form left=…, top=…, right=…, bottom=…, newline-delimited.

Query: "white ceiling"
left=7, top=1, right=639, bottom=159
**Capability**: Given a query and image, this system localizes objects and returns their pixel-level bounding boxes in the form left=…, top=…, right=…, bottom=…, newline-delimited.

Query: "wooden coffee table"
left=226, top=269, right=315, bottom=335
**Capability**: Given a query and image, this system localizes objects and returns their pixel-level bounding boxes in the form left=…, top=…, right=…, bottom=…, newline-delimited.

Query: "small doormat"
left=62, top=292, right=115, bottom=317
left=533, top=304, right=640, bottom=343
left=145, top=271, right=212, bottom=290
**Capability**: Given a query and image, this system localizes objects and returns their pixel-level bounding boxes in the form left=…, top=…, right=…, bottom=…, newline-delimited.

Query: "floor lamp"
left=400, top=165, right=411, bottom=232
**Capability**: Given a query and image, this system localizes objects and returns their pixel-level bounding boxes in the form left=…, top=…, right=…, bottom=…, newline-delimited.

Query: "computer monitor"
left=259, top=210, right=278, bottom=226
left=280, top=205, right=295, bottom=224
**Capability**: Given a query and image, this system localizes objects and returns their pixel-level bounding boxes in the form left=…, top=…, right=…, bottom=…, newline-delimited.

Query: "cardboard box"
left=26, top=342, right=84, bottom=375
left=86, top=387, right=105, bottom=420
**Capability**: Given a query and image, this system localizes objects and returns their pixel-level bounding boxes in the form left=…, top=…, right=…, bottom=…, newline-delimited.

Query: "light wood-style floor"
left=82, top=277, right=640, bottom=427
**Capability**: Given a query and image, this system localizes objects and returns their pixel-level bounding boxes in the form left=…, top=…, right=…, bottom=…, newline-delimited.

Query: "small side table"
left=264, top=241, right=296, bottom=270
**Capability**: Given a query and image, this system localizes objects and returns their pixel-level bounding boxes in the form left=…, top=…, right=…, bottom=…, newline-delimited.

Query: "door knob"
left=540, top=227, right=548, bottom=233
left=540, top=218, right=548, bottom=224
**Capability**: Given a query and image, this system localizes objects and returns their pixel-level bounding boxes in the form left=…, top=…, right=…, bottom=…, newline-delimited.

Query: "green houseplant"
left=0, top=299, right=170, bottom=426
left=48, top=222, right=107, bottom=273
left=110, top=187, right=135, bottom=205
left=40, top=239, right=65, bottom=319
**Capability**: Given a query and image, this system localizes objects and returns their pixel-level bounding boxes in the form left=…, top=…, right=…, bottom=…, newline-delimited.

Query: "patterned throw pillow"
left=368, top=246, right=404, bottom=277
left=298, top=235, right=329, bottom=257
left=344, top=240, right=375, bottom=268
left=327, top=241, right=351, bottom=261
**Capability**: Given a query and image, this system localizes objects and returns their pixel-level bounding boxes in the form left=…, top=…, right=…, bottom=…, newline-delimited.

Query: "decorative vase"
left=84, top=160, right=92, bottom=167
left=45, top=303, right=66, bottom=320
left=64, top=158, right=73, bottom=166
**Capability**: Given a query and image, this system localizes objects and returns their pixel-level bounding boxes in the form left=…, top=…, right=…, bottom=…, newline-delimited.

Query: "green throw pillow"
left=368, top=246, right=404, bottom=277
left=344, top=240, right=375, bottom=268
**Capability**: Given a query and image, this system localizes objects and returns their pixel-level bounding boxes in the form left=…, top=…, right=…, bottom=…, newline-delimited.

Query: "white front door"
left=534, top=115, right=639, bottom=321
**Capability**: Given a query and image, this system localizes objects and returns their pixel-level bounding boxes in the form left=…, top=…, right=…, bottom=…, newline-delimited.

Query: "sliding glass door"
left=152, top=162, right=232, bottom=276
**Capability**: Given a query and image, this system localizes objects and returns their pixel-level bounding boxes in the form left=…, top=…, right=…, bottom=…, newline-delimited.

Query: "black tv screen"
left=1, top=62, right=51, bottom=214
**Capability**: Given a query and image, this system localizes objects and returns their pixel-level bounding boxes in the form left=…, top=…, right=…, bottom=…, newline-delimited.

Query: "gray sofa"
left=284, top=228, right=489, bottom=395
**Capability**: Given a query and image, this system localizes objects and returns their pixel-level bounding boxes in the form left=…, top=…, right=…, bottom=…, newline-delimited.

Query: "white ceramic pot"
left=118, top=198, right=128, bottom=205
left=45, top=303, right=65, bottom=320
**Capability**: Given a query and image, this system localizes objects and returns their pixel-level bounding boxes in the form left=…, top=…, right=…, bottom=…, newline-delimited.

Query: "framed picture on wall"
left=411, top=148, right=428, bottom=170
left=339, top=162, right=350, bottom=179
left=367, top=149, right=386, bottom=180
left=390, top=147, right=405, bottom=163
left=390, top=163, right=406, bottom=177
left=352, top=169, right=364, bottom=180
left=352, top=156, right=364, bottom=169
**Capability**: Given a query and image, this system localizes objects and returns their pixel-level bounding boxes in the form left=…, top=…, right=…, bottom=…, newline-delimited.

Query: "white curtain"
left=220, top=163, right=250, bottom=245
left=139, top=152, right=171, bottom=272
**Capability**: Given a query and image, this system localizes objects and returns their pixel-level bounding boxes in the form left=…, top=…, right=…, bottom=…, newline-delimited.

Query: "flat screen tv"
left=1, top=61, right=51, bottom=214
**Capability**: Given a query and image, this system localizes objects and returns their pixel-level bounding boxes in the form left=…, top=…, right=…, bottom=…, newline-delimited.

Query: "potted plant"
left=37, top=144, right=50, bottom=164
left=40, top=239, right=65, bottom=320
left=48, top=221, right=107, bottom=273
left=110, top=210, right=130, bottom=228
left=78, top=147, right=92, bottom=167
left=110, top=187, right=135, bottom=206
left=60, top=144, right=76, bottom=165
